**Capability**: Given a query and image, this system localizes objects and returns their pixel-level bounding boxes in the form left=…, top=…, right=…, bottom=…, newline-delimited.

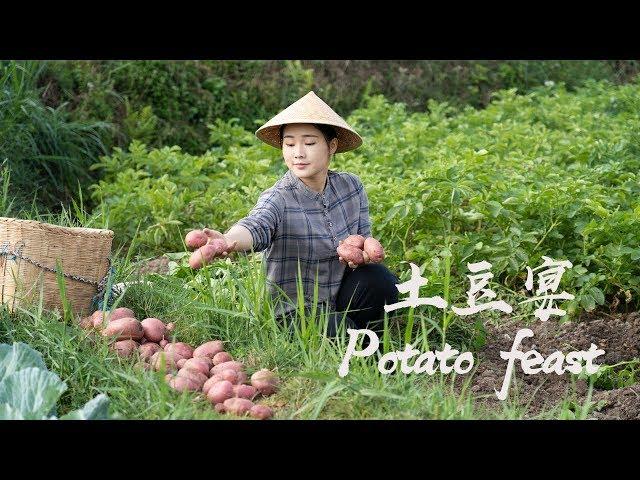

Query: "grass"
left=0, top=60, right=111, bottom=212
left=0, top=178, right=614, bottom=420
left=0, top=244, right=602, bottom=420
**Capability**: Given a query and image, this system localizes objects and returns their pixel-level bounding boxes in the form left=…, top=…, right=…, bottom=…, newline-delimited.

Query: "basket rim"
left=0, top=216, right=114, bottom=239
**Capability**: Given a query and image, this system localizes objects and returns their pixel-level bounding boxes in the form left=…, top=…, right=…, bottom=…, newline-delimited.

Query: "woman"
left=200, top=91, right=399, bottom=336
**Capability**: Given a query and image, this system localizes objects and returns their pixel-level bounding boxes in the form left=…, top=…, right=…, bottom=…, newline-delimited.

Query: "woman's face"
left=282, top=123, right=337, bottom=181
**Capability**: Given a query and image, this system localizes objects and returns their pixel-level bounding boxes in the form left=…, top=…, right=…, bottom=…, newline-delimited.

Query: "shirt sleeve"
left=354, top=175, right=372, bottom=238
left=233, top=188, right=283, bottom=253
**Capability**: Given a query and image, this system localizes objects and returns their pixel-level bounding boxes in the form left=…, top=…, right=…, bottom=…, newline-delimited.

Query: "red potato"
left=164, top=342, right=194, bottom=359
left=91, top=310, right=105, bottom=329
left=150, top=351, right=183, bottom=372
left=78, top=316, right=93, bottom=330
left=141, top=318, right=167, bottom=343
left=112, top=339, right=139, bottom=358
left=159, top=339, right=169, bottom=348
left=218, top=369, right=240, bottom=384
left=138, top=342, right=161, bottom=361
left=337, top=243, right=365, bottom=265
left=211, top=361, right=244, bottom=375
left=188, top=239, right=228, bottom=269
left=233, top=384, right=257, bottom=400
left=223, top=398, right=254, bottom=416
left=182, top=357, right=212, bottom=376
left=177, top=358, right=187, bottom=369
left=251, top=369, right=279, bottom=396
left=218, top=369, right=247, bottom=384
left=185, top=230, right=209, bottom=251
left=212, top=351, right=233, bottom=365
left=110, top=307, right=136, bottom=320
left=344, top=234, right=366, bottom=249
left=166, top=374, right=201, bottom=392
left=193, top=340, right=224, bottom=359
left=214, top=403, right=226, bottom=414
left=177, top=368, right=208, bottom=388
left=207, top=380, right=234, bottom=405
left=364, top=237, right=385, bottom=263
left=250, top=405, right=273, bottom=420
left=91, top=307, right=136, bottom=329
left=101, top=317, right=144, bottom=341
left=203, top=375, right=224, bottom=395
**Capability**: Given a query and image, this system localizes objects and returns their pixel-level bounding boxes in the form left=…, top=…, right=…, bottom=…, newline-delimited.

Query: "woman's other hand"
left=337, top=239, right=371, bottom=269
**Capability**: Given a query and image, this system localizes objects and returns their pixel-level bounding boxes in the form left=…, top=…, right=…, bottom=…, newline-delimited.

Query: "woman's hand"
left=203, top=228, right=237, bottom=257
left=337, top=240, right=371, bottom=269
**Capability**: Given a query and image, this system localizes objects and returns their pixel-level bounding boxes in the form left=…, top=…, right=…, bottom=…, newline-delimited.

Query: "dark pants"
left=281, top=263, right=400, bottom=338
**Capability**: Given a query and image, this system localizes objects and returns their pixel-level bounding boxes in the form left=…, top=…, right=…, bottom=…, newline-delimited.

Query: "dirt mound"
left=591, top=385, right=640, bottom=420
left=469, top=312, right=640, bottom=419
left=137, top=256, right=170, bottom=275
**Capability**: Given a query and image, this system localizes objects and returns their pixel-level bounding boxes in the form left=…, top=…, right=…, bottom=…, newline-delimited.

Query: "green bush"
left=41, top=60, right=640, bottom=157
left=89, top=119, right=286, bottom=250
left=0, top=61, right=110, bottom=212
left=41, top=60, right=316, bottom=154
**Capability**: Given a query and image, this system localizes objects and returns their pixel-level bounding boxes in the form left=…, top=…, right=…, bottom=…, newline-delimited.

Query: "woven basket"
left=0, top=217, right=114, bottom=317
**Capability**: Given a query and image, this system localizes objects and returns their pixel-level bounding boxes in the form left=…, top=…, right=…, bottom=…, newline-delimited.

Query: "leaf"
left=163, top=252, right=189, bottom=261
left=472, top=318, right=487, bottom=350
left=61, top=394, right=110, bottom=420
left=0, top=342, right=47, bottom=382
left=0, top=367, right=67, bottom=420
left=590, top=287, right=605, bottom=305
left=384, top=205, right=401, bottom=223
left=486, top=200, right=503, bottom=218
left=0, top=403, right=25, bottom=420
left=580, top=294, right=596, bottom=311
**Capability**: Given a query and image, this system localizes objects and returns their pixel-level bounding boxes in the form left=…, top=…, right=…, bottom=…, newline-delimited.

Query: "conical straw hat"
left=255, top=91, right=363, bottom=153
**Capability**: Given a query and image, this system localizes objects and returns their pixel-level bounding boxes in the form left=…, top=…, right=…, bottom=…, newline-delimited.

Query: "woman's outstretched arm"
left=222, top=224, right=254, bottom=253
left=229, top=188, right=283, bottom=253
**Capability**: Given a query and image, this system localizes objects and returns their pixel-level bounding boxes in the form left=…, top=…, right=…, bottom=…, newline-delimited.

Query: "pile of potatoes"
left=337, top=234, right=385, bottom=266
left=78, top=307, right=278, bottom=419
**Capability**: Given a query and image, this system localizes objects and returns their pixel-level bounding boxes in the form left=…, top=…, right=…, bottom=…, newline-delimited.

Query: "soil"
left=136, top=256, right=171, bottom=276
left=468, top=311, right=640, bottom=419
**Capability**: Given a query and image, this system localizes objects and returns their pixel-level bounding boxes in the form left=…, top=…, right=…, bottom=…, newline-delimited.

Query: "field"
left=1, top=64, right=639, bottom=419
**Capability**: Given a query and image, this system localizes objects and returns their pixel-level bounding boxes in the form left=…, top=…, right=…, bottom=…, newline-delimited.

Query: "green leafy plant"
left=0, top=342, right=110, bottom=420
left=90, top=78, right=640, bottom=320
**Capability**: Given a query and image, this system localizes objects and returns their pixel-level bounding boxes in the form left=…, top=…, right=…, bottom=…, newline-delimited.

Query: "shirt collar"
left=286, top=169, right=333, bottom=202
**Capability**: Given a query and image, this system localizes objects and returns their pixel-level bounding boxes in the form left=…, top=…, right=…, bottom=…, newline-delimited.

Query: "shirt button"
left=328, top=222, right=333, bottom=227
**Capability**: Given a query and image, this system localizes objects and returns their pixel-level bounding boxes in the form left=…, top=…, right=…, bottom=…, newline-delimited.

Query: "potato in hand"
left=337, top=235, right=386, bottom=269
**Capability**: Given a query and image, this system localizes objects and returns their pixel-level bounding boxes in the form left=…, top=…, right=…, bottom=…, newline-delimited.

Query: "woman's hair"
left=279, top=123, right=337, bottom=149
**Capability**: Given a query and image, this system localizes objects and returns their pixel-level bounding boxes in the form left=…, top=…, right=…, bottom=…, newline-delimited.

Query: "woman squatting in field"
left=190, top=91, right=399, bottom=338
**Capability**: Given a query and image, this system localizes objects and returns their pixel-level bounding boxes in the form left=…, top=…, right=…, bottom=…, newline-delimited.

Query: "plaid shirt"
left=234, top=169, right=371, bottom=318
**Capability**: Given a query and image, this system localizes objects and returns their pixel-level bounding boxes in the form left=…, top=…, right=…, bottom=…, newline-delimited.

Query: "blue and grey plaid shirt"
left=234, top=169, right=372, bottom=318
